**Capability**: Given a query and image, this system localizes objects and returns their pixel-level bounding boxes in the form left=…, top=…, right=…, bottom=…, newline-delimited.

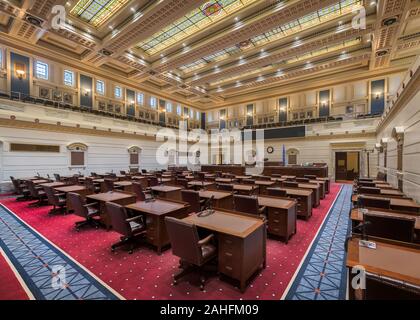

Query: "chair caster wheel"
left=200, top=285, right=204, bottom=291
left=111, top=247, right=115, bottom=252
left=129, top=250, right=133, bottom=254
left=173, top=280, right=177, bottom=286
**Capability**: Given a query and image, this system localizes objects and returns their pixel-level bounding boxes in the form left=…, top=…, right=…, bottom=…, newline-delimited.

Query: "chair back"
left=141, top=169, right=147, bottom=174
left=267, top=188, right=287, bottom=197
left=181, top=190, right=201, bottom=213
left=283, top=181, right=299, bottom=188
left=296, top=177, right=310, bottom=183
left=304, top=175, right=317, bottom=180
left=198, top=172, right=205, bottom=181
left=85, top=177, right=96, bottom=193
left=218, top=184, right=233, bottom=192
left=149, top=177, right=159, bottom=187
left=91, top=172, right=98, bottom=177
left=44, top=186, right=59, bottom=206
left=10, top=177, right=21, bottom=193
left=25, top=180, right=39, bottom=197
left=54, top=173, right=61, bottom=182
left=177, top=178, right=188, bottom=189
left=242, top=178, right=255, bottom=184
left=234, top=195, right=260, bottom=215
left=120, top=170, right=126, bottom=175
left=359, top=181, right=376, bottom=187
left=359, top=187, right=381, bottom=195
left=67, top=176, right=79, bottom=185
left=364, top=213, right=415, bottom=242
left=165, top=217, right=202, bottom=265
left=104, top=179, right=115, bottom=192
left=359, top=196, right=391, bottom=210
left=68, top=192, right=87, bottom=218
left=132, top=182, right=147, bottom=201
left=105, top=202, right=131, bottom=236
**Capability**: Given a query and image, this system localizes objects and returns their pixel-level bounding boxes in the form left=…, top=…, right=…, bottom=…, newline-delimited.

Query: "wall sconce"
left=375, top=92, right=382, bottom=100
left=321, top=100, right=327, bottom=107
left=247, top=112, right=253, bottom=117
left=16, top=69, right=26, bottom=80
left=84, top=89, right=91, bottom=97
left=280, top=107, right=286, bottom=112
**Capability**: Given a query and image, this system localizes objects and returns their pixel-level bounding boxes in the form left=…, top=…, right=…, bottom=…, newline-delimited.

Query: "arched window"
left=128, top=146, right=141, bottom=169
left=67, top=143, right=88, bottom=169
left=286, top=148, right=299, bottom=165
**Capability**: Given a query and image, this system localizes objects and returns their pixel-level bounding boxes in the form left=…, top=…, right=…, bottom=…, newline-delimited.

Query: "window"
left=166, top=102, right=172, bottom=113
left=208, top=112, right=213, bottom=122
left=196, top=111, right=200, bottom=120
left=96, top=80, right=105, bottom=95
left=64, top=70, right=74, bottom=86
left=176, top=104, right=182, bottom=115
left=150, top=96, right=157, bottom=109
left=189, top=109, right=194, bottom=119
left=114, top=86, right=122, bottom=99
left=0, top=49, right=3, bottom=68
left=35, top=61, right=49, bottom=80
left=137, top=93, right=144, bottom=105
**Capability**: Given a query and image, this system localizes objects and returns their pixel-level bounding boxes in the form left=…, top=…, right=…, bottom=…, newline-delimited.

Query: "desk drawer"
left=218, top=235, right=241, bottom=280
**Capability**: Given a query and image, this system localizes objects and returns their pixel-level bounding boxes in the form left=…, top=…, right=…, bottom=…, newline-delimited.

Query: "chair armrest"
left=258, top=206, right=267, bottom=214
left=83, top=202, right=98, bottom=208
left=198, top=234, right=214, bottom=247
left=126, top=215, right=144, bottom=223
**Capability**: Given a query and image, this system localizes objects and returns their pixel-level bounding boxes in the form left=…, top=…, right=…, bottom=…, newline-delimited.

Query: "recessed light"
left=235, top=17, right=239, bottom=22
left=130, top=7, right=136, bottom=12
left=108, top=25, right=113, bottom=30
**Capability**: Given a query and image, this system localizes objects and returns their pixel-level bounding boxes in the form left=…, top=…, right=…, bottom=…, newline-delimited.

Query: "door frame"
left=332, top=148, right=364, bottom=181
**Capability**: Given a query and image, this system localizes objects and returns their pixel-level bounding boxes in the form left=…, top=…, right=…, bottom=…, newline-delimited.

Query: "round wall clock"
left=267, top=146, right=274, bottom=154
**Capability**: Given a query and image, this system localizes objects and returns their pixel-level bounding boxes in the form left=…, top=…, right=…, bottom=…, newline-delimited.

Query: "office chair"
left=283, top=181, right=299, bottom=188
left=120, top=170, right=126, bottom=175
left=197, top=172, right=206, bottom=181
left=25, top=180, right=48, bottom=206
left=90, top=172, right=98, bottom=178
left=43, top=186, right=67, bottom=214
left=176, top=178, right=189, bottom=189
left=141, top=169, right=147, bottom=174
left=85, top=177, right=101, bottom=193
left=233, top=195, right=266, bottom=217
left=67, top=175, right=79, bottom=185
left=359, top=187, right=381, bottom=195
left=359, top=196, right=391, bottom=210
left=54, top=173, right=61, bottom=182
left=296, top=177, right=310, bottom=183
left=132, top=182, right=152, bottom=201
left=181, top=190, right=205, bottom=213
left=68, top=192, right=101, bottom=231
left=104, top=178, right=123, bottom=192
left=217, top=184, right=234, bottom=192
left=149, top=176, right=159, bottom=187
left=267, top=188, right=288, bottom=197
left=10, top=177, right=30, bottom=201
left=105, top=202, right=146, bottom=254
left=363, top=213, right=415, bottom=243
left=242, top=178, right=255, bottom=184
left=165, top=217, right=217, bottom=290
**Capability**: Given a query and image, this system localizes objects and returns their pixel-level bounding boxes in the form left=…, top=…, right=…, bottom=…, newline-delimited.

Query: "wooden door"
left=335, top=152, right=347, bottom=181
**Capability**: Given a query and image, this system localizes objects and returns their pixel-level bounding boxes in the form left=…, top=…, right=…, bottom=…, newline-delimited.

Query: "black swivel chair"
left=165, top=217, right=217, bottom=290
left=68, top=192, right=100, bottom=231
left=132, top=182, right=152, bottom=201
left=10, top=177, right=30, bottom=201
left=181, top=190, right=205, bottom=213
left=25, top=180, right=48, bottom=206
left=105, top=202, right=146, bottom=254
left=44, top=186, right=67, bottom=214
left=233, top=195, right=266, bottom=217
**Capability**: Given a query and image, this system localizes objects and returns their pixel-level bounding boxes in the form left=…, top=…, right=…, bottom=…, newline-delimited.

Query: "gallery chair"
left=267, top=188, right=288, bottom=197
left=181, top=190, right=205, bottom=213
left=234, top=195, right=266, bottom=217
left=68, top=192, right=101, bottom=231
left=105, top=202, right=146, bottom=254
left=165, top=217, right=217, bottom=290
left=43, top=186, right=67, bottom=214
left=25, top=180, right=48, bottom=206
left=359, top=196, right=391, bottom=210
left=363, top=213, right=415, bottom=243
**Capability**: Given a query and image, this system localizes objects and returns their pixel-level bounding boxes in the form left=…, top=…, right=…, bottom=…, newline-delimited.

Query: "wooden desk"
left=309, top=180, right=326, bottom=199
left=184, top=209, right=266, bottom=292
left=126, top=199, right=190, bottom=254
left=114, top=181, right=133, bottom=192
left=254, top=180, right=276, bottom=195
left=235, top=175, right=252, bottom=181
left=375, top=183, right=393, bottom=189
left=346, top=237, right=420, bottom=299
left=86, top=192, right=136, bottom=229
left=380, top=189, right=404, bottom=197
left=199, top=190, right=233, bottom=210
left=150, top=186, right=182, bottom=201
left=350, top=208, right=420, bottom=230
left=32, top=179, right=49, bottom=184
left=39, top=182, right=66, bottom=188
left=270, top=177, right=286, bottom=183
left=282, top=175, right=296, bottom=180
left=231, top=184, right=259, bottom=195
left=297, top=183, right=320, bottom=207
left=353, top=195, right=420, bottom=213
left=317, top=177, right=330, bottom=194
left=215, top=178, right=237, bottom=183
left=258, top=196, right=297, bottom=242
left=55, top=185, right=91, bottom=213
left=188, top=181, right=216, bottom=190
left=270, top=187, right=313, bottom=220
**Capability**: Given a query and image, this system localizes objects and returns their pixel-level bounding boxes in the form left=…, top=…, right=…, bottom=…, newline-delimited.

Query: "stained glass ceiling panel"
left=71, top=0, right=130, bottom=27
left=178, top=0, right=361, bottom=75
left=137, top=0, right=259, bottom=56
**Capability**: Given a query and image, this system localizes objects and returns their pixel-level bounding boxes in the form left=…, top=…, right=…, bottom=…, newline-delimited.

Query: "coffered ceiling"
left=0, top=0, right=419, bottom=109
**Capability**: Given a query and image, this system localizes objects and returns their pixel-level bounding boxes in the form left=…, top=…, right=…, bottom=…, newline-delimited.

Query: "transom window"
left=137, top=93, right=144, bottom=105
left=96, top=80, right=105, bottom=95
left=114, top=86, right=122, bottom=99
left=150, top=96, right=157, bottom=109
left=35, top=61, right=49, bottom=80
left=64, top=70, right=75, bottom=86
left=166, top=102, right=172, bottom=113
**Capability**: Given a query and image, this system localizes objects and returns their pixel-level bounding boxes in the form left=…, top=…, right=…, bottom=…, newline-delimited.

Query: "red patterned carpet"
left=0, top=250, right=30, bottom=300
left=0, top=184, right=340, bottom=300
